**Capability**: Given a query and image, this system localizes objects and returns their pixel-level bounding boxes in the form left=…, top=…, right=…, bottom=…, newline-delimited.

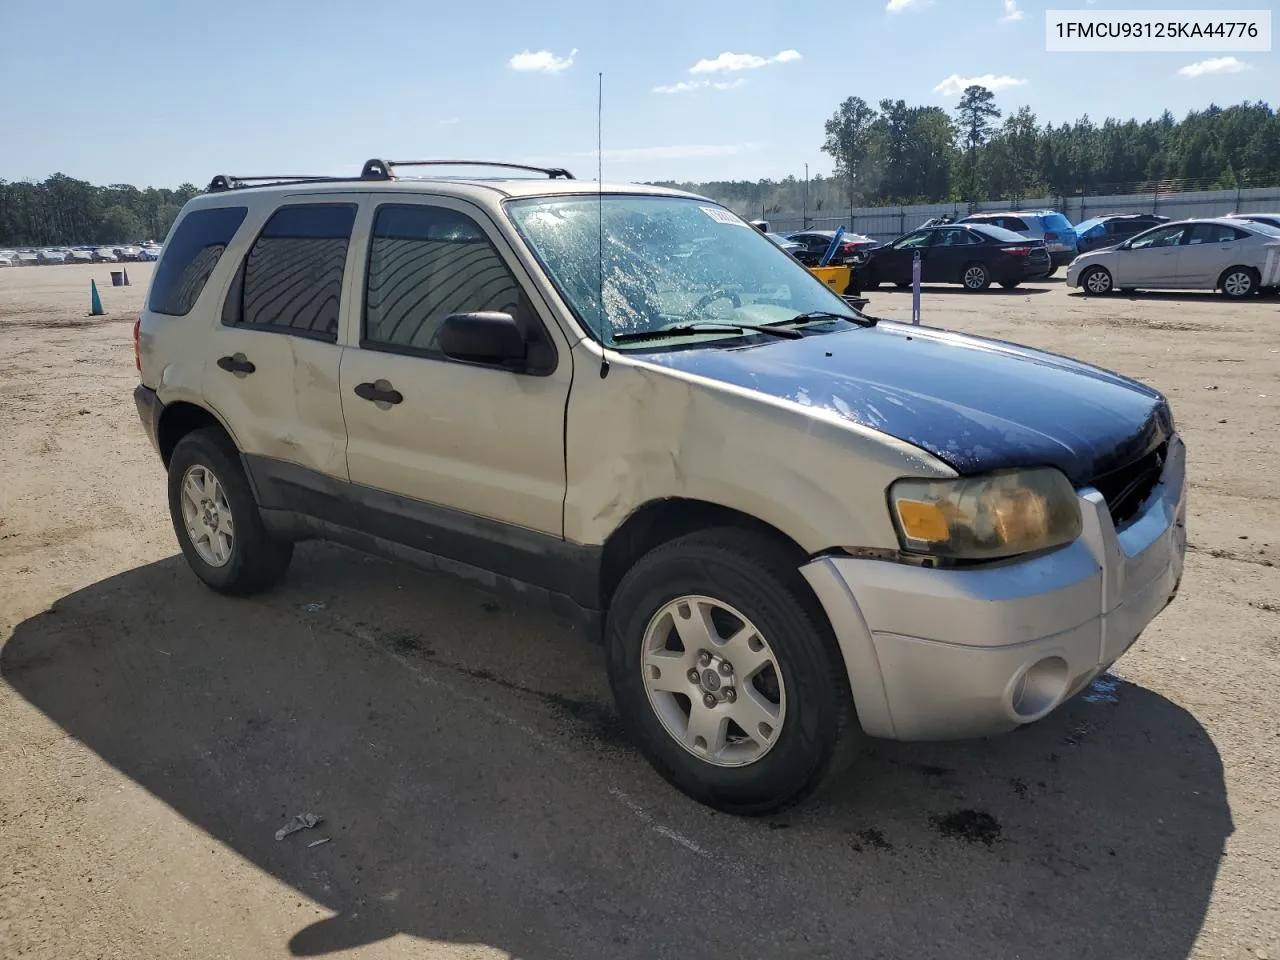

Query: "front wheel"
left=1082, top=265, right=1113, bottom=295
left=167, top=428, right=293, bottom=595
left=962, top=262, right=991, bottom=291
left=605, top=528, right=858, bottom=815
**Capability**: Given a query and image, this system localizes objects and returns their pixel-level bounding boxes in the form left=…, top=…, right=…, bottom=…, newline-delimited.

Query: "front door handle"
left=216, top=353, right=255, bottom=374
left=354, top=380, right=404, bottom=405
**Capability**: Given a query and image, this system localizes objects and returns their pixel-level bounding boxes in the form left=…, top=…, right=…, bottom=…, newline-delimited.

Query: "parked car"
left=764, top=232, right=803, bottom=256
left=1067, top=217, right=1280, bottom=298
left=68, top=249, right=95, bottom=264
left=137, top=245, right=161, bottom=262
left=785, top=230, right=877, bottom=266
left=134, top=159, right=1186, bottom=814
left=115, top=245, right=142, bottom=261
left=0, top=250, right=15, bottom=267
left=958, top=210, right=1078, bottom=272
left=1226, top=211, right=1280, bottom=231
left=853, top=223, right=1052, bottom=291
left=38, top=248, right=68, bottom=264
left=1073, top=214, right=1170, bottom=254
left=16, top=251, right=39, bottom=266
left=93, top=247, right=120, bottom=262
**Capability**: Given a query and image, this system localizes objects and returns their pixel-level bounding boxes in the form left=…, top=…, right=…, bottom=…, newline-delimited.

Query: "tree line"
left=654, top=95, right=1280, bottom=217
left=0, top=175, right=200, bottom=247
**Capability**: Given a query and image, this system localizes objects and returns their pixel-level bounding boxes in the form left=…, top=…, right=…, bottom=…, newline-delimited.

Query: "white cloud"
left=654, top=78, right=749, bottom=94
left=577, top=144, right=757, bottom=162
left=652, top=80, right=702, bottom=94
left=688, top=49, right=801, bottom=74
left=886, top=0, right=924, bottom=11
left=508, top=48, right=577, bottom=73
left=1178, top=56, right=1252, bottom=78
left=1001, top=0, right=1025, bottom=21
left=934, top=73, right=1028, bottom=95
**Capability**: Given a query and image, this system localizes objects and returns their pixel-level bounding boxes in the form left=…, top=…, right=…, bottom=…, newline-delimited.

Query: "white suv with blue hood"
left=133, top=159, right=1186, bottom=814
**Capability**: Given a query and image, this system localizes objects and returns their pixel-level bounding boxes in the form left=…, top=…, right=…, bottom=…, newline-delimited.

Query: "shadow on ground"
left=868, top=284, right=1053, bottom=297
left=2, top=546, right=1231, bottom=959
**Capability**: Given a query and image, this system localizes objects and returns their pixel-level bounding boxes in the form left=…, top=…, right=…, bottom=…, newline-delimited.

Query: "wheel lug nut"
left=719, top=661, right=733, bottom=676
left=697, top=651, right=712, bottom=667
left=687, top=668, right=701, bottom=684
left=702, top=693, right=717, bottom=709
left=724, top=687, right=736, bottom=703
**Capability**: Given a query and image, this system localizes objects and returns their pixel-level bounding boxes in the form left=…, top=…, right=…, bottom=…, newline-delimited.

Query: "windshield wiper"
left=612, top=322, right=803, bottom=344
left=771, top=310, right=878, bottom=329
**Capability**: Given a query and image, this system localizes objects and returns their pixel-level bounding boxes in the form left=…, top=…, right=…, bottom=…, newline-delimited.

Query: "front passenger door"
left=1112, top=224, right=1187, bottom=286
left=339, top=198, right=572, bottom=572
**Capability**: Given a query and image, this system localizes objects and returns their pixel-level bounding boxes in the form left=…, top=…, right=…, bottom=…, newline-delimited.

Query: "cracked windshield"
left=507, top=195, right=853, bottom=346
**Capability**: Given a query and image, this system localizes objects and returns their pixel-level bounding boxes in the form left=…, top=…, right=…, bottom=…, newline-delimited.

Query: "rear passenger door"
left=339, top=196, right=571, bottom=548
left=201, top=202, right=356, bottom=511
left=925, top=227, right=983, bottom=282
left=1178, top=222, right=1248, bottom=287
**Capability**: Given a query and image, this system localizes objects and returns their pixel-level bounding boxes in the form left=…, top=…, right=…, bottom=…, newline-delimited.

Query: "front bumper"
left=801, top=436, right=1186, bottom=741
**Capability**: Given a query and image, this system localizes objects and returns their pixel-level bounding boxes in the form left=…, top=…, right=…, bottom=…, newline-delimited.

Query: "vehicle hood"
left=633, top=321, right=1172, bottom=485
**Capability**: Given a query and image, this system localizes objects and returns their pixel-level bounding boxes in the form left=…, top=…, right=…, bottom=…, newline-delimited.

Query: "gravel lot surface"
left=1, top=263, right=1277, bottom=959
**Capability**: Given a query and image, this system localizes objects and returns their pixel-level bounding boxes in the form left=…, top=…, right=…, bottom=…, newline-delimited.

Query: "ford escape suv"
left=134, top=159, right=1187, bottom=815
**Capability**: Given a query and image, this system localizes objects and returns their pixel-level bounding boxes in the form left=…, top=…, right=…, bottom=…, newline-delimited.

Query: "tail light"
left=133, top=317, right=141, bottom=371
left=1005, top=246, right=1033, bottom=256
left=1044, top=231, right=1059, bottom=241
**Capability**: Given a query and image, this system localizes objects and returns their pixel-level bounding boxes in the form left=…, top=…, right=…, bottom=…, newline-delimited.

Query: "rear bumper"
left=1048, top=250, right=1077, bottom=268
left=801, top=435, right=1187, bottom=741
left=133, top=383, right=163, bottom=458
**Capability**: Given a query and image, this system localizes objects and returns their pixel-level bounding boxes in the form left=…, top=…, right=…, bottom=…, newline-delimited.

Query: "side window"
left=148, top=206, right=247, bottom=316
left=935, top=228, right=981, bottom=247
left=1129, top=225, right=1186, bottom=249
left=1001, top=216, right=1030, bottom=232
left=363, top=204, right=528, bottom=354
left=224, top=203, right=357, bottom=340
left=1185, top=223, right=1242, bottom=245
left=891, top=230, right=932, bottom=250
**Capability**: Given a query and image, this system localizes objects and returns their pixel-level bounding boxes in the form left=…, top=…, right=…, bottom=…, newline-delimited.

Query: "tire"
left=860, top=267, right=880, bottom=289
left=167, top=427, right=293, bottom=595
left=1219, top=265, right=1258, bottom=299
left=1000, top=280, right=1021, bottom=290
left=605, top=528, right=858, bottom=816
left=1082, top=265, right=1113, bottom=296
left=961, top=262, right=991, bottom=291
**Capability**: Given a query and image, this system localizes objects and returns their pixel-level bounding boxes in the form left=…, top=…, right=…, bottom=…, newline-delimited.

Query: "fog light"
left=1009, top=656, right=1069, bottom=721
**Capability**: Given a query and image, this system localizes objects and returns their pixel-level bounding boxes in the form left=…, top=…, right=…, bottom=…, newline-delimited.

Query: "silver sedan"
left=1066, top=216, right=1280, bottom=298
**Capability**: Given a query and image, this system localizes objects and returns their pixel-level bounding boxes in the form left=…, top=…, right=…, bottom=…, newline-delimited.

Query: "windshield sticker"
left=700, top=206, right=746, bottom=226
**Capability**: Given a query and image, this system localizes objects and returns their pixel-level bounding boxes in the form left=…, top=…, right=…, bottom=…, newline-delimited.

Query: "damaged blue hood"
left=634, top=321, right=1173, bottom=484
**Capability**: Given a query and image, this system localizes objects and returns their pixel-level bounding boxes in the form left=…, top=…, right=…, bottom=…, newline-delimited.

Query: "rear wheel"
left=1082, top=266, right=1113, bottom=296
left=962, top=262, right=991, bottom=291
left=167, top=428, right=293, bottom=595
left=605, top=528, right=858, bottom=815
left=1220, top=266, right=1258, bottom=299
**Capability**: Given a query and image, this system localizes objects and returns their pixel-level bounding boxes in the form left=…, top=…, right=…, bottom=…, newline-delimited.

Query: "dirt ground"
left=1, top=262, right=1277, bottom=960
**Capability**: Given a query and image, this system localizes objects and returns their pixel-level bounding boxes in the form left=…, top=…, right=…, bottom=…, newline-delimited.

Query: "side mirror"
left=439, top=312, right=527, bottom=368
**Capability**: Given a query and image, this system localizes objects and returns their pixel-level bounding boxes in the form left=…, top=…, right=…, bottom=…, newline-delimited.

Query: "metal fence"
left=753, top=186, right=1280, bottom=243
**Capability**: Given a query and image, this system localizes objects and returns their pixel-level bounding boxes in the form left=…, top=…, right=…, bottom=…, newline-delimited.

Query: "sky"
left=0, top=0, right=1274, bottom=188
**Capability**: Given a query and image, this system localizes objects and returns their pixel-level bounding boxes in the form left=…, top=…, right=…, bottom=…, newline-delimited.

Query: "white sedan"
left=1066, top=216, right=1280, bottom=299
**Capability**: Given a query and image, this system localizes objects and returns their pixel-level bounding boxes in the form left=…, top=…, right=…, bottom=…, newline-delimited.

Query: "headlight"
left=889, top=467, right=1082, bottom=560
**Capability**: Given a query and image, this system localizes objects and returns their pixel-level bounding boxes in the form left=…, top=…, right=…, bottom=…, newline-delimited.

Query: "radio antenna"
left=597, top=70, right=610, bottom=378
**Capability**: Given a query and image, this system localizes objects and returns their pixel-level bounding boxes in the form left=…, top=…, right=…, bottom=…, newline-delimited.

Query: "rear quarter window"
left=148, top=206, right=248, bottom=316
left=1040, top=213, right=1073, bottom=231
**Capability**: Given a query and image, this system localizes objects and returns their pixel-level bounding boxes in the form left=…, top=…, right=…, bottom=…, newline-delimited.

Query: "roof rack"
left=207, top=158, right=575, bottom=193
left=364, top=159, right=575, bottom=180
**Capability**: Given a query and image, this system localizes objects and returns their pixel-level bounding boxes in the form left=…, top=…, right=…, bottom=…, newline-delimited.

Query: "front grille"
left=1089, top=442, right=1167, bottom=529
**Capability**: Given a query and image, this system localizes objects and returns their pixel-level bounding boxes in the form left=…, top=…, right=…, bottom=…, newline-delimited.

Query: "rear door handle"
left=354, top=380, right=404, bottom=405
left=216, top=353, right=255, bottom=374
